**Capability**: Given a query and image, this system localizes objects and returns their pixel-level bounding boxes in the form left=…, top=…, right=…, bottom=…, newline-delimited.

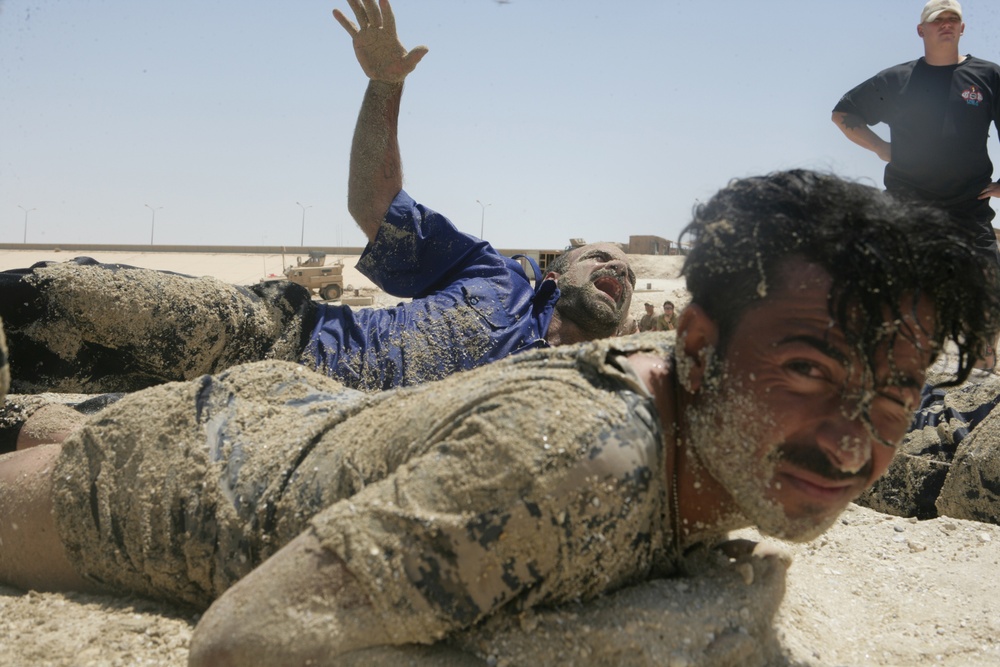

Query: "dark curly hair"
left=679, top=169, right=1000, bottom=386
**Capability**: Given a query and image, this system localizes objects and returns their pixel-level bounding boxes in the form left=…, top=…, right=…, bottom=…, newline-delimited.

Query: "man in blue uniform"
left=0, top=0, right=633, bottom=396
left=832, top=0, right=1000, bottom=256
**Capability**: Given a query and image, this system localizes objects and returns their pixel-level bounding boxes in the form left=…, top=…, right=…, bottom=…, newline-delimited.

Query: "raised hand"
left=333, top=0, right=428, bottom=83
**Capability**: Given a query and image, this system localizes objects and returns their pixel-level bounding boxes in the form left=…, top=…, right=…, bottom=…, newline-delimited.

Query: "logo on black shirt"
left=961, top=85, right=984, bottom=106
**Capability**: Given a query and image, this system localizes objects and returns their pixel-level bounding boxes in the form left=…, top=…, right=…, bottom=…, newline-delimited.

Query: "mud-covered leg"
left=0, top=258, right=316, bottom=393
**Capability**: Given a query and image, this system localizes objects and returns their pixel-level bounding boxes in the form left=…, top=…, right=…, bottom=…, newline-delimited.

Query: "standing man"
left=832, top=0, right=1000, bottom=258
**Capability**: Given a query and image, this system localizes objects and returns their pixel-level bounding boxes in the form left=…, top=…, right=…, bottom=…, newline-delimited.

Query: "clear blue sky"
left=2, top=0, right=999, bottom=250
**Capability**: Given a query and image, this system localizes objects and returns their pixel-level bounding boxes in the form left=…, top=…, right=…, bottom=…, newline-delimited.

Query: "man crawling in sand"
left=0, top=0, right=634, bottom=400
left=1, top=166, right=997, bottom=665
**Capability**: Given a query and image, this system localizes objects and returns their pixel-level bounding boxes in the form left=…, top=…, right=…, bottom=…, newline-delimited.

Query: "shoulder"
left=964, top=55, right=1000, bottom=67
left=841, top=61, right=916, bottom=100
left=877, top=59, right=920, bottom=79
left=962, top=56, right=1000, bottom=75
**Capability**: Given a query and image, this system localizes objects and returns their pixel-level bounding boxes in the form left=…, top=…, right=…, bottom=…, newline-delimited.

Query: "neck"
left=924, top=44, right=963, bottom=66
left=636, top=353, right=751, bottom=552
left=543, top=311, right=573, bottom=346
left=544, top=310, right=614, bottom=346
left=669, top=375, right=750, bottom=548
left=673, top=440, right=750, bottom=545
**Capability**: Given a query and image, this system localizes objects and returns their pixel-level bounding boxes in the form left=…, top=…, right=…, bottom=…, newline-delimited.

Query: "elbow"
left=346, top=196, right=387, bottom=245
left=188, top=616, right=243, bottom=667
left=345, top=196, right=366, bottom=228
left=188, top=604, right=269, bottom=667
left=188, top=636, right=239, bottom=667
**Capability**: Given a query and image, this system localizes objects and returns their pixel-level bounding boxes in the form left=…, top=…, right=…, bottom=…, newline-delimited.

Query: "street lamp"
left=17, top=205, right=36, bottom=244
left=145, top=204, right=163, bottom=245
left=475, top=199, right=491, bottom=239
left=296, top=201, right=313, bottom=247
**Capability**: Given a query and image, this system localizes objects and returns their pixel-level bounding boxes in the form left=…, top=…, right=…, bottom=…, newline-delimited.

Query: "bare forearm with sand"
left=189, top=531, right=396, bottom=667
left=334, top=0, right=428, bottom=242
left=832, top=111, right=891, bottom=162
left=347, top=80, right=405, bottom=240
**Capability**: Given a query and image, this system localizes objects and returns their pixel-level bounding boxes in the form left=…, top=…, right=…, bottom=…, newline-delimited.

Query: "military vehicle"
left=283, top=251, right=344, bottom=301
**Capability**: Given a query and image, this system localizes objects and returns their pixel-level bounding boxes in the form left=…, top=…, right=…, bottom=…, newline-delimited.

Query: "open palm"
left=333, top=0, right=428, bottom=83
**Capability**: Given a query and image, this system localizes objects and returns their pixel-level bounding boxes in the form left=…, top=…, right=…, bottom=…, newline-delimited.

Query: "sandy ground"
left=2, top=504, right=998, bottom=666
left=2, top=250, right=1000, bottom=665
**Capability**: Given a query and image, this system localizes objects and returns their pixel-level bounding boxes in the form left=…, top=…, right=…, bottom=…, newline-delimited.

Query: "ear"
left=543, top=271, right=560, bottom=282
left=675, top=303, right=719, bottom=393
left=917, top=24, right=924, bottom=37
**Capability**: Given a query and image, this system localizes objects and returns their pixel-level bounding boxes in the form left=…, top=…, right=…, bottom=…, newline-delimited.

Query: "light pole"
left=145, top=204, right=163, bottom=245
left=18, top=205, right=36, bottom=244
left=296, top=201, right=312, bottom=247
left=475, top=199, right=491, bottom=239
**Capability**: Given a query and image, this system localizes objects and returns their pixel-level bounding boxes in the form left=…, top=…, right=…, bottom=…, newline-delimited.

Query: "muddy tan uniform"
left=52, top=334, right=678, bottom=638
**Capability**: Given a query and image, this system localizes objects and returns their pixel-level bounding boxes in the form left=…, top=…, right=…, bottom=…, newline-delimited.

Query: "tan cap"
left=921, top=0, right=962, bottom=23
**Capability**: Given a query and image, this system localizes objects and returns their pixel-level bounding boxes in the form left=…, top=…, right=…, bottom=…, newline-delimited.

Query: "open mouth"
left=593, top=275, right=623, bottom=305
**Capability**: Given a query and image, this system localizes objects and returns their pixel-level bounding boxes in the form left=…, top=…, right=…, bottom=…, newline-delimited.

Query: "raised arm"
left=832, top=111, right=892, bottom=163
left=333, top=0, right=428, bottom=242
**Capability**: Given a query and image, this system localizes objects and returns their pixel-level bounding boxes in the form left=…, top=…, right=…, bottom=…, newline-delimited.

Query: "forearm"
left=347, top=81, right=405, bottom=243
left=832, top=111, right=890, bottom=162
left=188, top=531, right=395, bottom=666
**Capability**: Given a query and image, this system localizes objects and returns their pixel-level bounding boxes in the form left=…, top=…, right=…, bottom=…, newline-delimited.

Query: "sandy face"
left=685, top=354, right=844, bottom=543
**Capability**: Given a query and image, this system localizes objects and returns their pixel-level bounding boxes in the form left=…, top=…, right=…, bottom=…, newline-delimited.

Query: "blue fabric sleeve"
left=357, top=191, right=494, bottom=298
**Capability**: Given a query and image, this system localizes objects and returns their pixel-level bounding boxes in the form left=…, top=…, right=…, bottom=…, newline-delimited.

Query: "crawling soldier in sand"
left=2, top=167, right=998, bottom=665
left=0, top=0, right=633, bottom=398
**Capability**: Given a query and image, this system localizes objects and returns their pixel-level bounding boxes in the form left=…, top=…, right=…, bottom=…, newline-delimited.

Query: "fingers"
left=715, top=537, right=792, bottom=565
left=402, top=45, right=429, bottom=71
left=360, top=0, right=382, bottom=28
left=751, top=540, right=793, bottom=565
left=380, top=0, right=396, bottom=34
left=332, top=9, right=358, bottom=36
left=333, top=0, right=427, bottom=82
left=333, top=0, right=376, bottom=35
left=715, top=538, right=758, bottom=560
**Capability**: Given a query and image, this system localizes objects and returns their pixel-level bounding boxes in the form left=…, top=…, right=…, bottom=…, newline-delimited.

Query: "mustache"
left=774, top=442, right=872, bottom=483
left=591, top=268, right=625, bottom=283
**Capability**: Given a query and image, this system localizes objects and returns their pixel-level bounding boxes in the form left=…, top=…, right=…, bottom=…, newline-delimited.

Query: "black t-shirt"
left=835, top=56, right=1000, bottom=206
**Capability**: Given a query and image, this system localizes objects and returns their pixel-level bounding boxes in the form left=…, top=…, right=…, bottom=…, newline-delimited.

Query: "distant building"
left=503, top=234, right=680, bottom=276
left=627, top=235, right=674, bottom=255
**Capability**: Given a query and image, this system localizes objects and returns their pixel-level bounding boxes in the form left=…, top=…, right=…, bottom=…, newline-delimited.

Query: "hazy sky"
left=2, top=0, right=1000, bottom=250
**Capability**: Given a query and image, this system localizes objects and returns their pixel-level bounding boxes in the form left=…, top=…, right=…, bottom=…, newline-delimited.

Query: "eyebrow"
left=775, top=334, right=850, bottom=366
left=584, top=249, right=636, bottom=285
